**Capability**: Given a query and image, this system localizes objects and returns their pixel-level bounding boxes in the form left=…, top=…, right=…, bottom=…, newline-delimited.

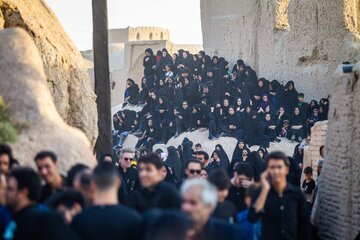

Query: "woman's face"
left=289, top=84, right=294, bottom=90
left=213, top=152, right=219, bottom=159
left=246, top=107, right=251, bottom=113
left=258, top=151, right=264, bottom=158
left=184, top=79, right=189, bottom=85
left=229, top=108, right=235, bottom=115
left=265, top=114, right=271, bottom=121
left=159, top=98, right=164, bottom=104
left=213, top=58, right=218, bottom=64
left=238, top=142, right=244, bottom=149
left=223, top=99, right=229, bottom=107
left=172, top=54, right=177, bottom=61
left=151, top=93, right=157, bottom=100
left=142, top=78, right=147, bottom=84
left=279, top=107, right=285, bottom=114
left=200, top=169, right=208, bottom=179
left=242, top=150, right=248, bottom=159
left=162, top=51, right=167, bottom=57
left=262, top=95, right=268, bottom=102
left=294, top=108, right=300, bottom=115
left=258, top=81, right=264, bottom=88
left=159, top=80, right=164, bottom=86
left=237, top=98, right=242, bottom=106
left=182, top=52, right=188, bottom=58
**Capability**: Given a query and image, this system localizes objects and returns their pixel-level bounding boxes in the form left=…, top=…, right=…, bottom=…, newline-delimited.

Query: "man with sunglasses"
left=184, top=159, right=202, bottom=180
left=118, top=149, right=139, bottom=196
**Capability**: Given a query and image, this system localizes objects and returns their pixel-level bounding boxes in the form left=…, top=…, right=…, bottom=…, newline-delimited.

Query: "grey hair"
left=119, top=148, right=134, bottom=159
left=181, top=179, right=218, bottom=210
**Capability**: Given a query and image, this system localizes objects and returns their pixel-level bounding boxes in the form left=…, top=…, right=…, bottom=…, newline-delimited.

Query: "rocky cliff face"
left=0, top=28, right=96, bottom=173
left=200, top=0, right=360, bottom=100
left=0, top=0, right=98, bottom=146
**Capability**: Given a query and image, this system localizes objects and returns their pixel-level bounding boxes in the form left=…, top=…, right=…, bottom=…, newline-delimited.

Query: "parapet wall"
left=200, top=0, right=360, bottom=100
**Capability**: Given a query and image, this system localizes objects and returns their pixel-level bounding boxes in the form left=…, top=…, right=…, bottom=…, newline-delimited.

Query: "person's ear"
left=19, top=188, right=29, bottom=201
left=114, top=178, right=121, bottom=190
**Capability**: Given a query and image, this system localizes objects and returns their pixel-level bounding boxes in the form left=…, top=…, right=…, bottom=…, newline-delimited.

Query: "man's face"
left=0, top=154, right=10, bottom=175
left=234, top=173, right=252, bottom=188
left=196, top=154, right=206, bottom=166
left=138, top=163, right=162, bottom=188
left=229, top=108, right=235, bottom=115
left=207, top=72, right=213, bottom=78
left=185, top=163, right=202, bottom=179
left=120, top=152, right=133, bottom=169
left=5, top=177, right=20, bottom=211
left=182, top=186, right=212, bottom=226
left=36, top=157, right=58, bottom=184
left=298, top=97, right=304, bottom=102
left=267, top=159, right=289, bottom=184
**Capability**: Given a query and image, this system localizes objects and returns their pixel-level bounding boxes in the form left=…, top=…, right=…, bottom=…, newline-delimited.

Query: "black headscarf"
left=215, top=144, right=230, bottom=169
left=165, top=146, right=182, bottom=181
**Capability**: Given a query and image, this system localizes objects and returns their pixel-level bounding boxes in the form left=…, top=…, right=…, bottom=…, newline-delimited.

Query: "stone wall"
left=303, top=121, right=328, bottom=180
left=0, top=0, right=98, bottom=146
left=314, top=65, right=360, bottom=239
left=200, top=0, right=360, bottom=100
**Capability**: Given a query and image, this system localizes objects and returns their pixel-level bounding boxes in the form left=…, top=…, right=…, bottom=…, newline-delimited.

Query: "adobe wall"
left=200, top=0, right=360, bottom=100
left=313, top=64, right=360, bottom=239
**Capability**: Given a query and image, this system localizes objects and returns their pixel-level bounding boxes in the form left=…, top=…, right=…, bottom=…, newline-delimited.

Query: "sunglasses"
left=123, top=158, right=133, bottom=161
left=189, top=169, right=201, bottom=175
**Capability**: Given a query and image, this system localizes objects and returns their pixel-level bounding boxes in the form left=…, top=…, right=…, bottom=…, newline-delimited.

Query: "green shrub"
left=0, top=96, right=18, bottom=143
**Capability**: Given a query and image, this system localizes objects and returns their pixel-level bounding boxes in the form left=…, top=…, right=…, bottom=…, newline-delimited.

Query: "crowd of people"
left=114, top=48, right=330, bottom=151
left=0, top=48, right=331, bottom=240
left=0, top=138, right=325, bottom=239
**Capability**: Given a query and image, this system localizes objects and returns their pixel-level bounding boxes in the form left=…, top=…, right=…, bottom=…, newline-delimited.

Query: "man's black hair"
left=303, top=166, right=313, bottom=175
left=0, top=144, right=17, bottom=167
left=195, top=143, right=202, bottom=148
left=266, top=151, right=290, bottom=167
left=138, top=153, right=163, bottom=170
left=66, top=164, right=89, bottom=188
left=93, top=162, right=120, bottom=191
left=49, top=190, right=85, bottom=209
left=208, top=169, right=231, bottom=190
left=10, top=167, right=41, bottom=202
left=0, top=144, right=13, bottom=159
left=235, top=163, right=254, bottom=179
left=196, top=151, right=209, bottom=161
left=34, top=151, right=57, bottom=163
left=184, top=158, right=202, bottom=169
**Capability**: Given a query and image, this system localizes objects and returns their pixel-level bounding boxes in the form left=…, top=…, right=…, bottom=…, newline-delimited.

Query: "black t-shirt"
left=226, top=185, right=246, bottom=213
left=128, top=181, right=181, bottom=214
left=212, top=201, right=237, bottom=223
left=10, top=205, right=78, bottom=240
left=71, top=205, right=142, bottom=240
left=302, top=179, right=315, bottom=202
left=302, top=179, right=315, bottom=194
left=39, top=176, right=66, bottom=204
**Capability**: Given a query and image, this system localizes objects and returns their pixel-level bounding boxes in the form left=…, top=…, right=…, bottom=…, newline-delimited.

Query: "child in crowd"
left=302, top=166, right=316, bottom=216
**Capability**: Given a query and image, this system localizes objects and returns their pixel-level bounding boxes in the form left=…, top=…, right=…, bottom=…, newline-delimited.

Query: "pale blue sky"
left=45, top=0, right=203, bottom=50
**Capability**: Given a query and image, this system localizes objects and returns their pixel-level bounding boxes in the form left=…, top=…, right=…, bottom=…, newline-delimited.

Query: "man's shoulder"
left=206, top=218, right=240, bottom=237
left=75, top=205, right=141, bottom=221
